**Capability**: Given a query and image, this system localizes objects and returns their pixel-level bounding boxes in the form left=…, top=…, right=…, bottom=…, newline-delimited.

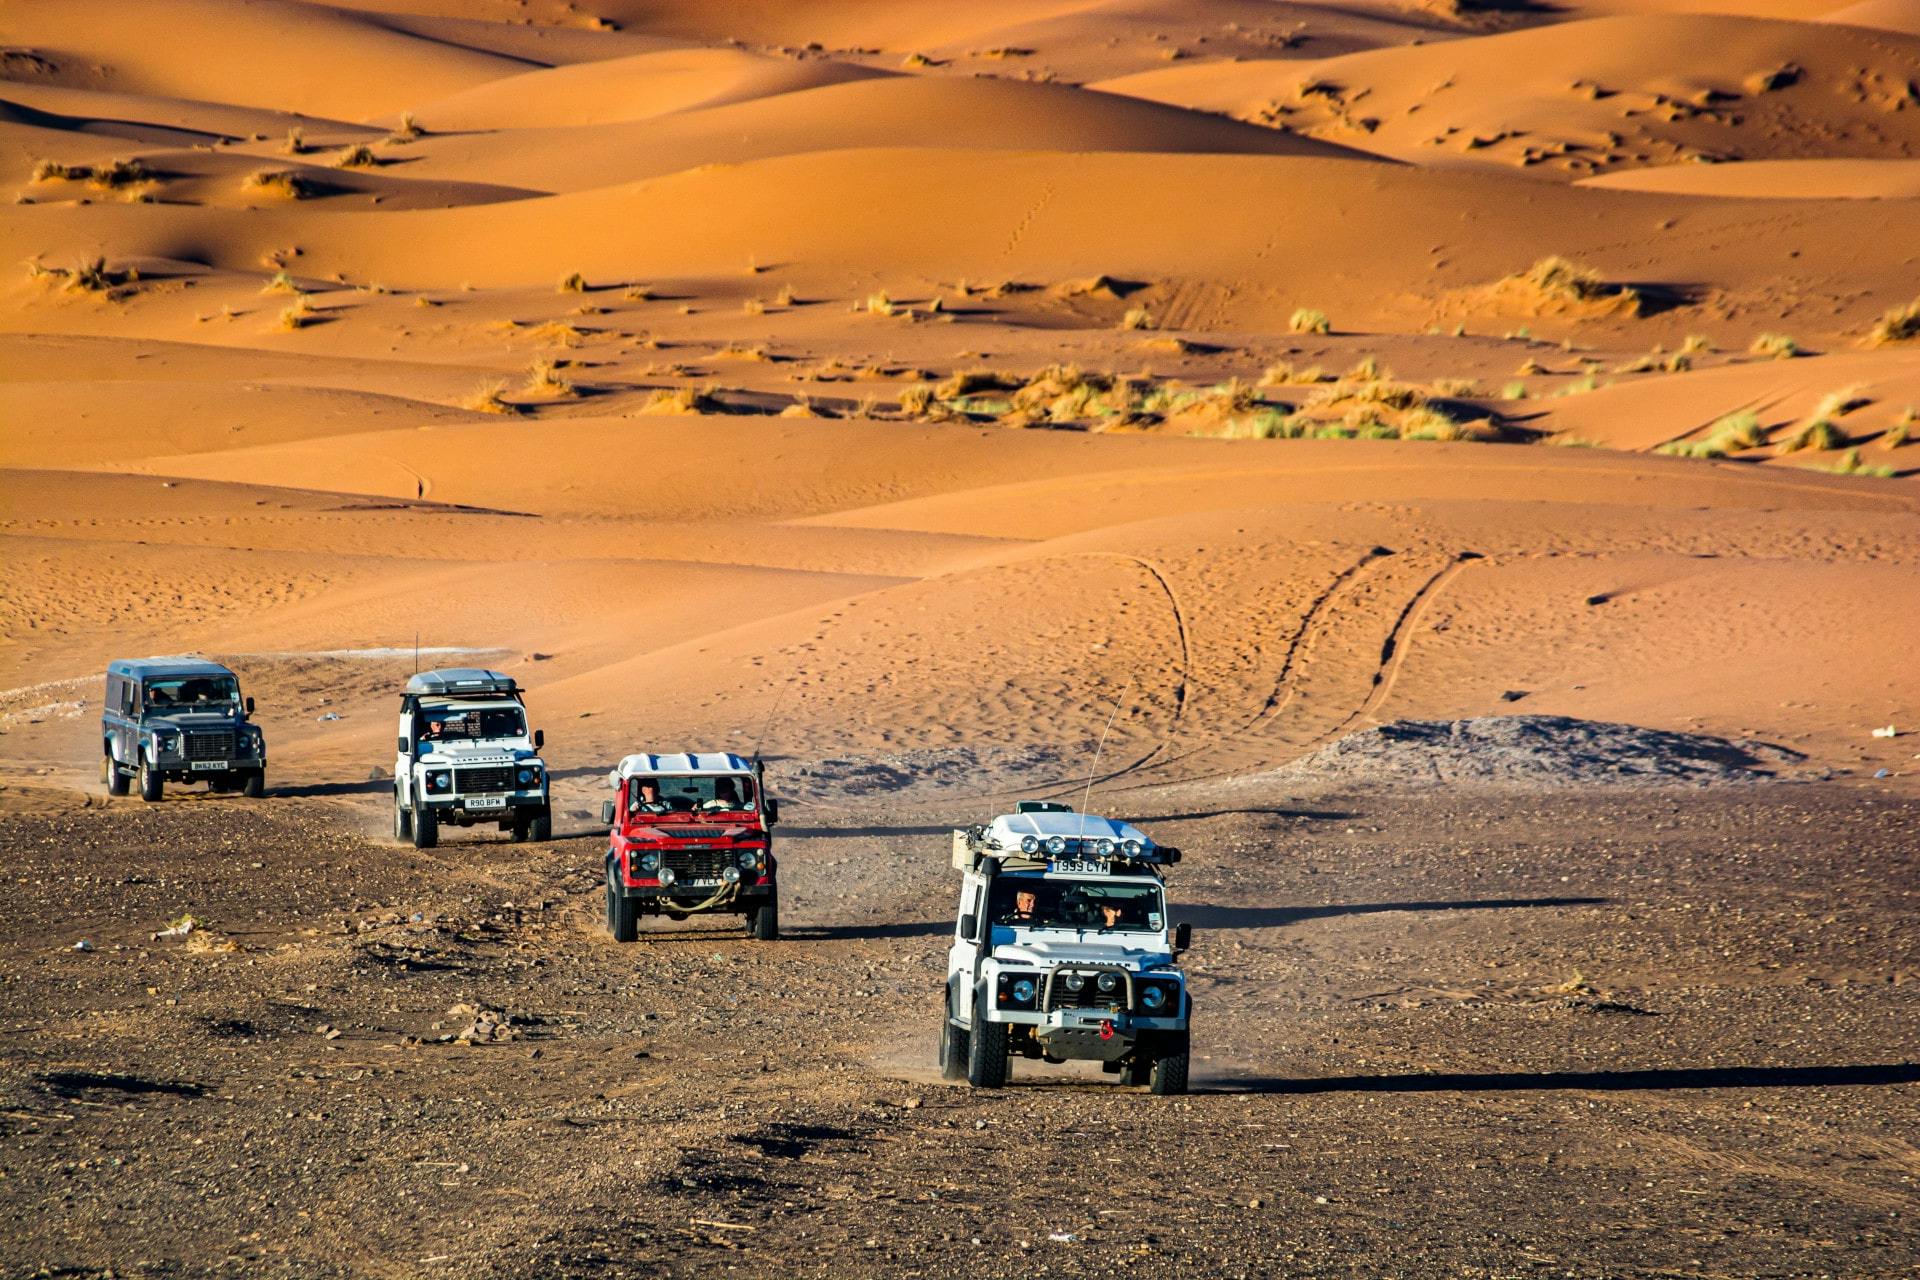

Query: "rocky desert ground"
left=2, top=1, right=1918, bottom=1276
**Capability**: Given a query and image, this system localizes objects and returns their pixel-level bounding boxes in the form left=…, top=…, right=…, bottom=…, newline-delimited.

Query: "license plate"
left=1049, top=858, right=1105, bottom=875
left=465, top=795, right=507, bottom=810
left=190, top=761, right=225, bottom=771
left=684, top=878, right=720, bottom=888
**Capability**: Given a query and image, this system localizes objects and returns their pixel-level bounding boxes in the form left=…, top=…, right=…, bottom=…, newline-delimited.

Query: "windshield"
left=626, top=774, right=757, bottom=816
left=419, top=705, right=526, bottom=743
left=989, top=876, right=1165, bottom=933
left=144, top=675, right=239, bottom=711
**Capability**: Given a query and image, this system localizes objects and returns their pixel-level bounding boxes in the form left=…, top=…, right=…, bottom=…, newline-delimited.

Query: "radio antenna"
left=1080, top=675, right=1135, bottom=823
left=752, top=667, right=797, bottom=764
left=413, top=629, right=420, bottom=676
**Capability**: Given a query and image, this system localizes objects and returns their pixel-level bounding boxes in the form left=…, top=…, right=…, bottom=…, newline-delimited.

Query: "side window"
left=959, top=884, right=982, bottom=937
left=122, top=679, right=137, bottom=714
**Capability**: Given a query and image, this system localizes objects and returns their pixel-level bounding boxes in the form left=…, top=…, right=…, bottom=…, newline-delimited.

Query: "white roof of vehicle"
left=612, top=752, right=754, bottom=783
left=986, top=811, right=1151, bottom=847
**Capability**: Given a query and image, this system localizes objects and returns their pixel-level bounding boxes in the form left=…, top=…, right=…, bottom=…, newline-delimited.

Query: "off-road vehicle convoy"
left=941, top=802, right=1194, bottom=1094
left=603, top=752, right=781, bottom=941
left=101, top=658, right=267, bottom=801
left=393, top=669, right=551, bottom=849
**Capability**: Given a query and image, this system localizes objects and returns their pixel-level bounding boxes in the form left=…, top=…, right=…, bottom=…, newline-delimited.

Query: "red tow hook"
left=1098, top=1020, right=1114, bottom=1041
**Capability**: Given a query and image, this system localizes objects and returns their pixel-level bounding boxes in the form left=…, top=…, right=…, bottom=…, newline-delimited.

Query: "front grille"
left=1043, top=971, right=1130, bottom=1013
left=663, top=826, right=731, bottom=840
left=457, top=765, right=513, bottom=793
left=185, top=731, right=235, bottom=761
left=662, top=848, right=734, bottom=880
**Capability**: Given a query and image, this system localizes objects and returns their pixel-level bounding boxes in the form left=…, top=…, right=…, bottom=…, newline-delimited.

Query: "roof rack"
left=404, top=669, right=521, bottom=700
left=951, top=810, right=1181, bottom=873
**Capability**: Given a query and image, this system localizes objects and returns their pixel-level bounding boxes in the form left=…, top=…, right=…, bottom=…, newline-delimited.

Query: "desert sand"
left=2, top=1, right=1916, bottom=1276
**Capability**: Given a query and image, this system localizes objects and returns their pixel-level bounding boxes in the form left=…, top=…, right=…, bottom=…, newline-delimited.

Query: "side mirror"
left=960, top=913, right=978, bottom=940
left=397, top=736, right=409, bottom=755
left=533, top=728, right=544, bottom=750
left=245, top=696, right=255, bottom=715
left=765, top=798, right=780, bottom=824
left=601, top=800, right=615, bottom=826
left=1173, top=922, right=1192, bottom=955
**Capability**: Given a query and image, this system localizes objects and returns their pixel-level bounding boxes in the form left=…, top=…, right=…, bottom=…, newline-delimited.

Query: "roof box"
left=405, top=669, right=519, bottom=698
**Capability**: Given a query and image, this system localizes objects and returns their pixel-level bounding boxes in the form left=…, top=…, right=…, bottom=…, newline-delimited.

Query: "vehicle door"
left=394, top=706, right=415, bottom=803
left=948, top=876, right=986, bottom=1025
left=113, top=677, right=140, bottom=765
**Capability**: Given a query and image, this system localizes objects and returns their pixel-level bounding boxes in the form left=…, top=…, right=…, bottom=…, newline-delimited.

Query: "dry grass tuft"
left=1120, top=307, right=1155, bottom=331
left=261, top=270, right=303, bottom=295
left=88, top=158, right=152, bottom=190
left=1778, top=417, right=1844, bottom=454
left=1824, top=447, right=1895, bottom=478
left=523, top=358, right=577, bottom=398
left=243, top=169, right=314, bottom=199
left=780, top=396, right=821, bottom=419
left=1883, top=408, right=1913, bottom=450
left=743, top=297, right=766, bottom=315
left=1497, top=256, right=1641, bottom=316
left=1750, top=332, right=1799, bottom=359
left=525, top=321, right=588, bottom=347
left=1259, top=362, right=1328, bottom=386
left=282, top=128, right=309, bottom=156
left=462, top=381, right=521, bottom=415
left=276, top=297, right=314, bottom=331
left=638, top=386, right=716, bottom=415
left=775, top=283, right=798, bottom=308
left=623, top=283, right=655, bottom=302
left=558, top=272, right=588, bottom=294
left=1679, top=333, right=1714, bottom=356
left=714, top=344, right=771, bottom=362
left=387, top=112, right=424, bottom=144
left=864, top=290, right=895, bottom=316
left=30, top=159, right=83, bottom=182
left=1866, top=298, right=1920, bottom=347
left=1430, top=377, right=1478, bottom=397
left=1289, top=307, right=1330, bottom=335
left=331, top=143, right=379, bottom=169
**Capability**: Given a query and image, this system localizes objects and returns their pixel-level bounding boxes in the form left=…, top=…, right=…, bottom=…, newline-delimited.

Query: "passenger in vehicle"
left=703, top=778, right=742, bottom=812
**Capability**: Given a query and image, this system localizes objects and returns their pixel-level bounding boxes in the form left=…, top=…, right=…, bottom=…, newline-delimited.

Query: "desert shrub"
left=1500, top=381, right=1529, bottom=400
left=331, top=143, right=379, bottom=169
left=277, top=298, right=313, bottom=331
left=1289, top=308, right=1330, bottom=335
left=388, top=112, right=423, bottom=143
left=1707, top=410, right=1765, bottom=451
left=1811, top=385, right=1869, bottom=421
left=558, top=272, right=587, bottom=293
left=865, top=290, right=895, bottom=316
left=1883, top=408, right=1913, bottom=449
left=1750, top=332, right=1798, bottom=359
left=1679, top=333, right=1713, bottom=355
left=31, top=159, right=85, bottom=182
left=1121, top=307, right=1155, bottom=331
left=714, top=344, right=771, bottom=362
left=775, top=283, right=798, bottom=307
left=1259, top=362, right=1328, bottom=386
left=525, top=321, right=587, bottom=347
left=1779, top=418, right=1844, bottom=454
left=1430, top=377, right=1478, bottom=397
left=1826, top=448, right=1895, bottom=478
left=88, top=159, right=151, bottom=189
left=623, top=283, right=655, bottom=302
left=282, top=128, right=308, bottom=155
left=523, top=358, right=577, bottom=397
left=1866, top=298, right=1920, bottom=347
left=743, top=297, right=766, bottom=315
left=261, top=270, right=303, bottom=295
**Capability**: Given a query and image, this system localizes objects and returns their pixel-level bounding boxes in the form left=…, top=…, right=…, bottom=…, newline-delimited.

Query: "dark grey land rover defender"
left=102, top=658, right=267, bottom=802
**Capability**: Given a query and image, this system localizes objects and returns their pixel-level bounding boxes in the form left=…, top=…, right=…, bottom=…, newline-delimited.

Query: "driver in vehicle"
left=702, top=777, right=742, bottom=812
left=1003, top=888, right=1041, bottom=925
left=629, top=779, right=669, bottom=814
left=1099, top=902, right=1128, bottom=929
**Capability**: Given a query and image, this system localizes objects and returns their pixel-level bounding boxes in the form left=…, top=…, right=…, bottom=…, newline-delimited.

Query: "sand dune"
left=1099, top=15, right=1920, bottom=177
left=1579, top=157, right=1920, bottom=198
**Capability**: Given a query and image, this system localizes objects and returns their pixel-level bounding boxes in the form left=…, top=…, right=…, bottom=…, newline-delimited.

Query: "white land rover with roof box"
left=393, top=669, right=551, bottom=849
left=941, top=802, right=1194, bottom=1094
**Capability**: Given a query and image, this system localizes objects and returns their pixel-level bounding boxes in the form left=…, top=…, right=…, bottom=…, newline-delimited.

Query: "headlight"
left=1019, top=835, right=1040, bottom=855
left=1011, top=978, right=1036, bottom=1003
left=1140, top=984, right=1167, bottom=1011
left=1044, top=835, right=1067, bottom=856
left=427, top=770, right=451, bottom=792
left=1063, top=972, right=1086, bottom=993
left=737, top=849, right=758, bottom=869
left=723, top=866, right=741, bottom=883
left=1096, top=972, right=1120, bottom=994
left=516, top=766, right=540, bottom=787
left=1095, top=838, right=1114, bottom=856
left=1121, top=839, right=1142, bottom=857
left=638, top=852, right=660, bottom=872
left=658, top=867, right=677, bottom=886
left=154, top=731, right=178, bottom=751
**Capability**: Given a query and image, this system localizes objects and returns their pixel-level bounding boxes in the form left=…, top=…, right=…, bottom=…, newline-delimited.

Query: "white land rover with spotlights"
left=392, top=669, right=550, bottom=849
left=940, top=803, right=1194, bottom=1094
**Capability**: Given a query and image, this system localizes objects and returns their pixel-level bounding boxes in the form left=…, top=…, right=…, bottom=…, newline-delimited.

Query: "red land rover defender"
left=602, top=752, right=781, bottom=941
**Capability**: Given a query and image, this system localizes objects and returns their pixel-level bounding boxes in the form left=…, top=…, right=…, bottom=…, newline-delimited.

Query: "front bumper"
left=155, top=752, right=264, bottom=775
left=423, top=790, right=547, bottom=818
left=983, top=1006, right=1186, bottom=1060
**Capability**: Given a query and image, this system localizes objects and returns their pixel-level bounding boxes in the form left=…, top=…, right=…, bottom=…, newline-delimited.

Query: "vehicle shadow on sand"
left=1201, top=1063, right=1920, bottom=1095
left=1180, top=896, right=1607, bottom=930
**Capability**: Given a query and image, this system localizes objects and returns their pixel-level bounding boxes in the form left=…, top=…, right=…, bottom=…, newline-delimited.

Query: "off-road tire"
left=966, top=1010, right=1009, bottom=1089
left=393, top=793, right=412, bottom=840
left=528, top=809, right=552, bottom=843
left=1121, top=1053, right=1153, bottom=1087
left=242, top=768, right=265, bottom=799
left=139, top=760, right=163, bottom=803
left=105, top=754, right=129, bottom=797
left=1149, top=1032, right=1190, bottom=1096
left=509, top=818, right=529, bottom=843
left=606, top=863, right=638, bottom=943
left=747, top=897, right=780, bottom=941
left=939, top=1003, right=969, bottom=1081
left=411, top=799, right=438, bottom=850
